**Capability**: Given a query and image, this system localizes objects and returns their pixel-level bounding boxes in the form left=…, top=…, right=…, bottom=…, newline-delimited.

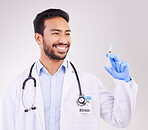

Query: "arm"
left=99, top=78, right=138, bottom=128
left=99, top=54, right=138, bottom=128
left=1, top=82, right=16, bottom=130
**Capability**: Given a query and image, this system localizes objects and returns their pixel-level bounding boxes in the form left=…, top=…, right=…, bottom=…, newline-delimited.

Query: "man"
left=1, top=9, right=138, bottom=130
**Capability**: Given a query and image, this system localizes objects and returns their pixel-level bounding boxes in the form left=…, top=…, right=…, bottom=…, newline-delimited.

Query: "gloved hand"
left=104, top=54, right=131, bottom=82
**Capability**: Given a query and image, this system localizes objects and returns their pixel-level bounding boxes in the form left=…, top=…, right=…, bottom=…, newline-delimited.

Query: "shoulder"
left=67, top=61, right=105, bottom=88
left=78, top=69, right=104, bottom=86
left=78, top=68, right=95, bottom=79
left=68, top=61, right=98, bottom=83
left=9, top=68, right=30, bottom=87
left=3, top=68, right=30, bottom=100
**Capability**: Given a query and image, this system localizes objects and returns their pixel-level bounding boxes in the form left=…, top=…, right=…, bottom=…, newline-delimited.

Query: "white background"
left=0, top=0, right=148, bottom=129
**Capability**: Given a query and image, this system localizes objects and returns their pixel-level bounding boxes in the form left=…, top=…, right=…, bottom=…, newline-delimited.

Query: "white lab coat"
left=1, top=61, right=138, bottom=130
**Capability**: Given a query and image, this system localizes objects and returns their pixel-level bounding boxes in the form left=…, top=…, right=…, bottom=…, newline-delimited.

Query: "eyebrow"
left=50, top=29, right=71, bottom=32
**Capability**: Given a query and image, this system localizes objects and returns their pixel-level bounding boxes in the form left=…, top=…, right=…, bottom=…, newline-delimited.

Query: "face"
left=39, top=17, right=71, bottom=61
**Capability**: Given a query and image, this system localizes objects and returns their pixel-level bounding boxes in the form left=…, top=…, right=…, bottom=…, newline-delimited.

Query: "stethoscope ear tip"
left=24, top=109, right=29, bottom=112
left=32, top=107, right=36, bottom=110
left=24, top=107, right=36, bottom=112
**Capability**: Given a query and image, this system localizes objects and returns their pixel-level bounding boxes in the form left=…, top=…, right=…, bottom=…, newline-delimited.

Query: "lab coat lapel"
left=32, top=64, right=45, bottom=130
left=61, top=62, right=76, bottom=106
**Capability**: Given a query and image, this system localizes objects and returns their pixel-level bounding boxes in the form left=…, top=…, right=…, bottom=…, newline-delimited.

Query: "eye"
left=66, top=33, right=70, bottom=36
left=52, top=32, right=59, bottom=35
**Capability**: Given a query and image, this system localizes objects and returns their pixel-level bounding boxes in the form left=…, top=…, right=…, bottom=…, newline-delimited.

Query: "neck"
left=40, top=55, right=64, bottom=75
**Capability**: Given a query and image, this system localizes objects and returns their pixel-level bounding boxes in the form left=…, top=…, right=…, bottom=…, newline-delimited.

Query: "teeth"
left=57, top=46, right=66, bottom=50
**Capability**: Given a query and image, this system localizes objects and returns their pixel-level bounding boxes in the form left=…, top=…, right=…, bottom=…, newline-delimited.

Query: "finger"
left=117, top=60, right=126, bottom=72
left=106, top=53, right=116, bottom=68
left=120, top=62, right=128, bottom=72
left=116, top=61, right=121, bottom=72
left=104, top=66, right=113, bottom=75
left=106, top=53, right=109, bottom=58
left=109, top=54, right=118, bottom=70
left=111, top=61, right=116, bottom=70
left=109, top=54, right=119, bottom=63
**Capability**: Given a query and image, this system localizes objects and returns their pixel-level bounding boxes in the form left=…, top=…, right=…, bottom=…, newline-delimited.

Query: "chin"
left=50, top=54, right=67, bottom=60
left=54, top=52, right=68, bottom=60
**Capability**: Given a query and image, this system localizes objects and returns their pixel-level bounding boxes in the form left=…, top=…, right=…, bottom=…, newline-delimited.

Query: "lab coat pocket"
left=74, top=109, right=98, bottom=123
left=25, top=111, right=38, bottom=130
left=74, top=98, right=99, bottom=123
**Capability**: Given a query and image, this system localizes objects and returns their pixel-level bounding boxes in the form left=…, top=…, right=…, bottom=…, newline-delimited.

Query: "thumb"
left=104, top=66, right=113, bottom=75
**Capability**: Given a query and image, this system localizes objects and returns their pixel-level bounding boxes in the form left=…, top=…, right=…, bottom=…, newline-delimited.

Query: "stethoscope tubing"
left=69, top=62, right=83, bottom=96
left=22, top=61, right=86, bottom=112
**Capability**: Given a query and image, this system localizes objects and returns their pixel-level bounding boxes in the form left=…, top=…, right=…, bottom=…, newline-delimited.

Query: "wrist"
left=124, top=76, right=131, bottom=82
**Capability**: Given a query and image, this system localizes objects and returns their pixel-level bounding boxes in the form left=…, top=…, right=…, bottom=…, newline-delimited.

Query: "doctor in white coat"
left=1, top=9, right=138, bottom=130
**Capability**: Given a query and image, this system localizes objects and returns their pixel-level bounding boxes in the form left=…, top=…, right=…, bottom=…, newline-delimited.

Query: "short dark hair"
left=33, top=8, right=69, bottom=36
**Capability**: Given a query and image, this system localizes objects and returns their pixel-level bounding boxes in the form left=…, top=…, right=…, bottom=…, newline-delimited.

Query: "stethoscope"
left=22, top=62, right=87, bottom=112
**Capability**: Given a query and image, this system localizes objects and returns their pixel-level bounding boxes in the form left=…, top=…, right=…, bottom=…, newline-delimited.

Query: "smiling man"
left=1, top=9, right=138, bottom=130
left=40, top=19, right=71, bottom=59
left=34, top=12, right=71, bottom=75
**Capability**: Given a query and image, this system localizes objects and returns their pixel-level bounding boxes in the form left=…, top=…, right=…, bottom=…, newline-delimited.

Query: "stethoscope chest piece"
left=77, top=96, right=87, bottom=106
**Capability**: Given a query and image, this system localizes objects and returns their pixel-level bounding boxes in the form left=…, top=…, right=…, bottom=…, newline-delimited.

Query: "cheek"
left=67, top=37, right=71, bottom=44
left=44, top=36, right=59, bottom=44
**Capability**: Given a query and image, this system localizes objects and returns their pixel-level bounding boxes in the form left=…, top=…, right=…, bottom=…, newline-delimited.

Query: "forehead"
left=44, top=17, right=70, bottom=30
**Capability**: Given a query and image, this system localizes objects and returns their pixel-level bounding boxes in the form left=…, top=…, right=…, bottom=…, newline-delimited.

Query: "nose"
left=58, top=34, right=68, bottom=44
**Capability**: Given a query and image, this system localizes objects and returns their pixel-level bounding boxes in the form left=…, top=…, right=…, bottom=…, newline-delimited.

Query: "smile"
left=54, top=44, right=69, bottom=53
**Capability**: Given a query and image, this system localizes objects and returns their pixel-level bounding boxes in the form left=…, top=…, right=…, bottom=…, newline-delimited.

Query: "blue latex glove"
left=104, top=54, right=131, bottom=82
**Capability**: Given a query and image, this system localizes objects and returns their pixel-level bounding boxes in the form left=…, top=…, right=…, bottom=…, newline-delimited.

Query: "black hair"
left=33, top=8, right=69, bottom=36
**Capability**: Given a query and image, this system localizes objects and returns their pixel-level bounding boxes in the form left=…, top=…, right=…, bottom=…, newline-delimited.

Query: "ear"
left=34, top=33, right=43, bottom=45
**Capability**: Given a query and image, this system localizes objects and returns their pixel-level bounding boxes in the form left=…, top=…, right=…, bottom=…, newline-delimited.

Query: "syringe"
left=106, top=40, right=113, bottom=67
